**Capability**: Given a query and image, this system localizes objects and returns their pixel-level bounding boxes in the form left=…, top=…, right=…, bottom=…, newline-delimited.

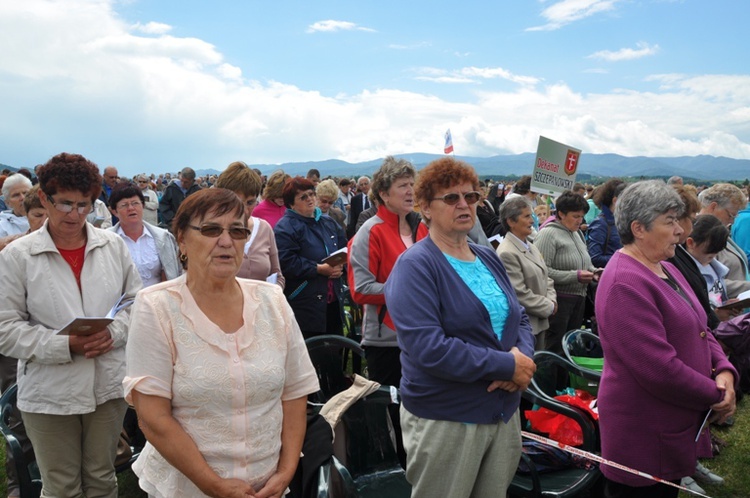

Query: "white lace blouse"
left=123, top=275, right=319, bottom=497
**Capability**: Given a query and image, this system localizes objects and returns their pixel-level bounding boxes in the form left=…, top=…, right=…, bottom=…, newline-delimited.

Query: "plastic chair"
left=0, top=384, right=41, bottom=498
left=305, top=335, right=366, bottom=406
left=561, top=329, right=603, bottom=394
left=531, top=351, right=602, bottom=407
left=509, top=355, right=602, bottom=498
left=317, top=387, right=410, bottom=498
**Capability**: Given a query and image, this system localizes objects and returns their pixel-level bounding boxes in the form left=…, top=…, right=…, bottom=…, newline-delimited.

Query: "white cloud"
left=528, top=0, right=621, bottom=31
left=131, top=21, right=172, bottom=35
left=0, top=0, right=748, bottom=177
left=217, top=63, right=243, bottom=81
left=306, top=20, right=376, bottom=33
left=589, top=42, right=660, bottom=61
left=411, top=66, right=540, bottom=86
left=461, top=67, right=542, bottom=86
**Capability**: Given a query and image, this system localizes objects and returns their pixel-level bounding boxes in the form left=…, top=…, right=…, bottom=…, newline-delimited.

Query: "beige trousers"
left=400, top=406, right=522, bottom=498
left=21, top=398, right=129, bottom=498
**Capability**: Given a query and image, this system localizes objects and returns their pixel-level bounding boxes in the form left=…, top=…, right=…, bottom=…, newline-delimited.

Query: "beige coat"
left=496, top=234, right=556, bottom=335
left=0, top=221, right=142, bottom=414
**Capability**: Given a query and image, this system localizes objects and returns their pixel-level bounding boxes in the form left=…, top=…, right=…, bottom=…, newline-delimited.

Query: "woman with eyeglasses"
left=124, top=188, right=318, bottom=497
left=384, top=157, right=535, bottom=497
left=215, top=161, right=285, bottom=288
left=0, top=152, right=142, bottom=498
left=107, top=182, right=181, bottom=288
left=274, top=176, right=348, bottom=338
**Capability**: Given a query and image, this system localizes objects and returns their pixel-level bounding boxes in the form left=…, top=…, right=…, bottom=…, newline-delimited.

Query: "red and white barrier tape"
left=521, top=431, right=714, bottom=498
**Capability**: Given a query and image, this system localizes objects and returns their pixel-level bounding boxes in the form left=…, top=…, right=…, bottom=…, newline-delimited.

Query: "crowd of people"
left=0, top=155, right=749, bottom=497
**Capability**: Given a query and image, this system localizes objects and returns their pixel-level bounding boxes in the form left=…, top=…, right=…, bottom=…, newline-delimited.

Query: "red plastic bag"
left=524, top=389, right=598, bottom=446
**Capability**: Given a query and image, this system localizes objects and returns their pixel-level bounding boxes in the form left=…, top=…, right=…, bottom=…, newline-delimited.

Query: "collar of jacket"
left=29, top=219, right=111, bottom=257
left=288, top=206, right=323, bottom=222
left=376, top=204, right=422, bottom=234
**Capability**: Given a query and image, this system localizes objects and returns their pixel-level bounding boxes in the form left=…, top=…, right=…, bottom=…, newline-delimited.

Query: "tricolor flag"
left=444, top=129, right=454, bottom=154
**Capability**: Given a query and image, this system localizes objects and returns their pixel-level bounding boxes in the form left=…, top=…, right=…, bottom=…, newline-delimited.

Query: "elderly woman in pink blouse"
left=124, top=189, right=318, bottom=498
left=215, top=161, right=285, bottom=288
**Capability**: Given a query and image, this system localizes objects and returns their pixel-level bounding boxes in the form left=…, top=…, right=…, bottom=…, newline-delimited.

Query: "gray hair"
left=498, top=196, right=533, bottom=232
left=2, top=173, right=33, bottom=198
left=698, top=183, right=748, bottom=210
left=371, top=156, right=416, bottom=205
left=615, top=180, right=684, bottom=245
left=180, top=167, right=196, bottom=180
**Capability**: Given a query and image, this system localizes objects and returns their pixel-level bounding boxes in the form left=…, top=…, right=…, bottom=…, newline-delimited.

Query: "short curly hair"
left=414, top=157, right=480, bottom=205
left=37, top=152, right=102, bottom=202
left=371, top=156, right=417, bottom=206
left=316, top=179, right=339, bottom=201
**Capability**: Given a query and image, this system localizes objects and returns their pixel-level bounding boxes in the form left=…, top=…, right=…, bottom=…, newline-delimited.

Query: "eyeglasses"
left=297, top=191, right=317, bottom=202
left=188, top=224, right=250, bottom=240
left=47, top=195, right=93, bottom=215
left=723, top=207, right=739, bottom=221
left=116, top=201, right=143, bottom=210
left=433, top=191, right=481, bottom=206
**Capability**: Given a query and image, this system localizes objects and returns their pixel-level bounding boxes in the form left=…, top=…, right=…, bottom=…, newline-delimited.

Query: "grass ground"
left=679, top=396, right=750, bottom=498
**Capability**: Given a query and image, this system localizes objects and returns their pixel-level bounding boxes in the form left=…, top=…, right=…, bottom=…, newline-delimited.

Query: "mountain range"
left=213, top=153, right=750, bottom=182
left=3, top=153, right=748, bottom=182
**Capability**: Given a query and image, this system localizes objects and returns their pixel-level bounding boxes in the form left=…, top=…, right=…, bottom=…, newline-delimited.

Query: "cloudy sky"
left=1, top=0, right=749, bottom=177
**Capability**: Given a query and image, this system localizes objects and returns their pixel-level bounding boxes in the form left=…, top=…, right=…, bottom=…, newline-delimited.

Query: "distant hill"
left=4, top=154, right=748, bottom=183
left=237, top=153, right=750, bottom=182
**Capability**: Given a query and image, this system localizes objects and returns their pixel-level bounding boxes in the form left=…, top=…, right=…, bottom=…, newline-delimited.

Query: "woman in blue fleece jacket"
left=384, top=157, right=536, bottom=498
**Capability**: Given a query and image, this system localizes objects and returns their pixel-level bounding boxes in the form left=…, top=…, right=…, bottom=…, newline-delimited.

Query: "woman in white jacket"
left=0, top=152, right=141, bottom=498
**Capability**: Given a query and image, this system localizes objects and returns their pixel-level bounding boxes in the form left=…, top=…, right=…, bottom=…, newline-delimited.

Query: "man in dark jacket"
left=158, top=167, right=201, bottom=230
left=347, top=176, right=371, bottom=239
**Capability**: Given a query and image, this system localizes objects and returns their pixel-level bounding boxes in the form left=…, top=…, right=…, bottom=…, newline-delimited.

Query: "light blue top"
left=444, top=253, right=509, bottom=339
left=731, top=207, right=750, bottom=262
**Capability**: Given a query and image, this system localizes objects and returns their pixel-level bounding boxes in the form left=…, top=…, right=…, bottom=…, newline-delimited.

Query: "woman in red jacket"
left=348, top=156, right=428, bottom=387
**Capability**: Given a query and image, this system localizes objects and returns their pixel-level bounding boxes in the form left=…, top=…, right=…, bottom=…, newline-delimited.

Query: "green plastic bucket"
left=569, top=356, right=603, bottom=395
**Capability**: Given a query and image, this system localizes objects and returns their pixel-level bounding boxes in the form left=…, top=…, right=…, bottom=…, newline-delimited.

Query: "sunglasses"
left=433, top=191, right=481, bottom=206
left=188, top=224, right=250, bottom=240
left=297, top=191, right=317, bottom=202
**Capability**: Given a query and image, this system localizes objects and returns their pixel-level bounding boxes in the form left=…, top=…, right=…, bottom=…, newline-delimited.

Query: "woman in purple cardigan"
left=385, top=158, right=536, bottom=498
left=595, top=180, right=737, bottom=498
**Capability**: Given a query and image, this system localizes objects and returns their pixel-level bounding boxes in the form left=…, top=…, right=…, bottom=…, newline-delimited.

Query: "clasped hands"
left=487, top=347, right=536, bottom=394
left=68, top=329, right=114, bottom=359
